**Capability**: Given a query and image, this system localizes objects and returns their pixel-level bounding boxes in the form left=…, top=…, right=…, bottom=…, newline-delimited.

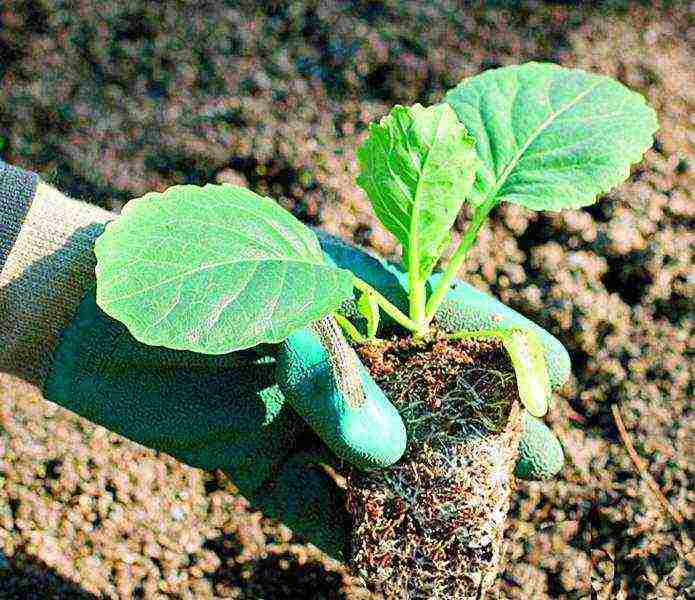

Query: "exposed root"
left=347, top=334, right=523, bottom=599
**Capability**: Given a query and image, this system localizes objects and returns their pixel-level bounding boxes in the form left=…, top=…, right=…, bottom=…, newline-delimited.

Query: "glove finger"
left=515, top=410, right=564, bottom=480
left=250, top=449, right=349, bottom=561
left=274, top=324, right=406, bottom=470
left=316, top=229, right=409, bottom=312
left=316, top=229, right=409, bottom=332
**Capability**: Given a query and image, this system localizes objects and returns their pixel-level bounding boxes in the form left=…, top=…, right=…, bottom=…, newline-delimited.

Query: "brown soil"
left=1, top=1, right=693, bottom=598
left=349, top=335, right=522, bottom=598
left=357, top=334, right=517, bottom=432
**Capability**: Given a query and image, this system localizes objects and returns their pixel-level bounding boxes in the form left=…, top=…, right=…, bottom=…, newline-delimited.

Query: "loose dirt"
left=1, top=1, right=692, bottom=598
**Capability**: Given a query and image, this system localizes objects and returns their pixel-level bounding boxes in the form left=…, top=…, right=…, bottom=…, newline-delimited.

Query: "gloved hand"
left=0, top=161, right=400, bottom=560
left=283, top=231, right=569, bottom=482
left=0, top=161, right=568, bottom=563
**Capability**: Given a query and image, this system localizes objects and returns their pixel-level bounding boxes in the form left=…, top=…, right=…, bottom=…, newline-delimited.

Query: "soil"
left=356, top=334, right=516, bottom=433
left=1, top=1, right=693, bottom=599
left=349, top=335, right=522, bottom=599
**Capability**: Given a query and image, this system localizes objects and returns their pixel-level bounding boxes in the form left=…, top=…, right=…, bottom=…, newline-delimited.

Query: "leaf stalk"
left=333, top=312, right=369, bottom=344
left=424, top=196, right=498, bottom=324
left=352, top=276, right=421, bottom=334
left=408, top=274, right=428, bottom=336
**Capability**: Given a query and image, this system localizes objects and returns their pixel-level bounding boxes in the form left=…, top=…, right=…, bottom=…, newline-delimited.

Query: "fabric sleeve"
left=0, top=177, right=115, bottom=387
left=0, top=160, right=39, bottom=274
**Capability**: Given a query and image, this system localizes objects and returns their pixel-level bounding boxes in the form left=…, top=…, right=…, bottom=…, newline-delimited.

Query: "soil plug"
left=347, top=337, right=523, bottom=599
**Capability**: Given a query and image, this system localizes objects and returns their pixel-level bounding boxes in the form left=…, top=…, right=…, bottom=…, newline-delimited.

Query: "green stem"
left=424, top=196, right=499, bottom=324
left=333, top=312, right=368, bottom=344
left=408, top=273, right=427, bottom=335
left=353, top=275, right=420, bottom=334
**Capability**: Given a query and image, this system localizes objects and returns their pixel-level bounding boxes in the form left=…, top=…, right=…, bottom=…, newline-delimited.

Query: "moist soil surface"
left=356, top=333, right=516, bottom=433
left=1, top=1, right=693, bottom=599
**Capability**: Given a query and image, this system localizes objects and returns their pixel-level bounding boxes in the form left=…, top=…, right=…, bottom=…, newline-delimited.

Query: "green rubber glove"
left=282, top=231, right=569, bottom=480
left=0, top=173, right=402, bottom=560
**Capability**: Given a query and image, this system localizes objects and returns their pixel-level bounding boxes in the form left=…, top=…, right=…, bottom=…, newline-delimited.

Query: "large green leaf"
left=445, top=62, right=659, bottom=210
left=95, top=184, right=354, bottom=354
left=356, top=103, right=478, bottom=280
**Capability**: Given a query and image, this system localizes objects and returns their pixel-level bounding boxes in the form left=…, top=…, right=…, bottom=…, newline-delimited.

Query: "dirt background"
left=0, top=1, right=693, bottom=598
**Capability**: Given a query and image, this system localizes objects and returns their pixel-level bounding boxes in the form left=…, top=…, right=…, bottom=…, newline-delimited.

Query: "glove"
left=0, top=161, right=568, bottom=563
left=281, top=231, right=569, bottom=481
left=0, top=162, right=403, bottom=561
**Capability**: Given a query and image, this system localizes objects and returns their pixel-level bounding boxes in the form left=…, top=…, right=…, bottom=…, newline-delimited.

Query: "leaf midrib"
left=103, top=256, right=335, bottom=303
left=408, top=110, right=447, bottom=274
left=483, top=77, right=604, bottom=205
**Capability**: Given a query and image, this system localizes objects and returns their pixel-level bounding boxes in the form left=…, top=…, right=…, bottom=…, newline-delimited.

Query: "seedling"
left=94, top=62, right=657, bottom=418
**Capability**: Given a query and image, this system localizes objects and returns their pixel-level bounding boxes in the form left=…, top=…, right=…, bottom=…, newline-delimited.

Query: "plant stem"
left=333, top=312, right=369, bottom=344
left=424, top=196, right=499, bottom=324
left=353, top=275, right=420, bottom=334
left=408, top=273, right=428, bottom=336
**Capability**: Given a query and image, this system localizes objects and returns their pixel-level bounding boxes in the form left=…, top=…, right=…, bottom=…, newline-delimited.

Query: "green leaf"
left=356, top=291, right=380, bottom=338
left=499, top=328, right=551, bottom=417
left=445, top=62, right=659, bottom=210
left=95, top=184, right=354, bottom=354
left=356, top=103, right=478, bottom=281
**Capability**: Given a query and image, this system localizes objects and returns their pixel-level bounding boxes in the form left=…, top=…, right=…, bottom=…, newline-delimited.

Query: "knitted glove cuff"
left=0, top=161, right=38, bottom=274
left=0, top=179, right=115, bottom=387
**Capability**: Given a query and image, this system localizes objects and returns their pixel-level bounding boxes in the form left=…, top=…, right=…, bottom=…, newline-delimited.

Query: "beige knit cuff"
left=0, top=181, right=115, bottom=388
left=0, top=162, right=38, bottom=274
